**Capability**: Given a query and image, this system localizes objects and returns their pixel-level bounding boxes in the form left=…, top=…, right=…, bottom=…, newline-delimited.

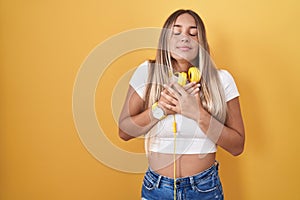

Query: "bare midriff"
left=148, top=152, right=216, bottom=178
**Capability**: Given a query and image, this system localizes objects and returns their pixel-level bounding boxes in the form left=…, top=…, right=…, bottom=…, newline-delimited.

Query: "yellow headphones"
left=176, top=66, right=201, bottom=86
left=172, top=66, right=201, bottom=200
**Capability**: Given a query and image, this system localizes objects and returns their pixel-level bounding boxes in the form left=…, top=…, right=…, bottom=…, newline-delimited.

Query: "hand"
left=157, top=88, right=177, bottom=115
left=160, top=82, right=202, bottom=120
left=183, top=82, right=201, bottom=95
left=157, top=82, right=199, bottom=115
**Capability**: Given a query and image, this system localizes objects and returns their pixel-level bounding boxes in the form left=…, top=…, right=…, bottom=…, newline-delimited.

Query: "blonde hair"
left=144, top=9, right=227, bottom=123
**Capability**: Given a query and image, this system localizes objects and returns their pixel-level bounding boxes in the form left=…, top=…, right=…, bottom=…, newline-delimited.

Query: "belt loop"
left=189, top=176, right=195, bottom=190
left=215, top=160, right=219, bottom=170
left=155, top=175, right=162, bottom=188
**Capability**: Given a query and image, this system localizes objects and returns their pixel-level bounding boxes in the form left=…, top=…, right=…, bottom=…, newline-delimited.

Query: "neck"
left=172, top=60, right=191, bottom=73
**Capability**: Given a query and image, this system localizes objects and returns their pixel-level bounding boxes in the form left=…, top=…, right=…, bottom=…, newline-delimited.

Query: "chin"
left=171, top=51, right=197, bottom=63
left=174, top=55, right=197, bottom=63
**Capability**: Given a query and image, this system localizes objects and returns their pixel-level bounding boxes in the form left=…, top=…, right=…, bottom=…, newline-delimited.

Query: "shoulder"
left=134, top=60, right=149, bottom=74
left=129, top=60, right=151, bottom=99
left=217, top=69, right=237, bottom=86
left=217, top=68, right=240, bottom=102
left=130, top=60, right=150, bottom=84
left=217, top=69, right=234, bottom=80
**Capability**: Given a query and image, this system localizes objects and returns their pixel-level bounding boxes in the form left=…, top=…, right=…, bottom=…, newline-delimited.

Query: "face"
left=169, top=13, right=199, bottom=64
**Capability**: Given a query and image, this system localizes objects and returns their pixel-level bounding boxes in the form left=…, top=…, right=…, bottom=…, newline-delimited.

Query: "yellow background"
left=1, top=0, right=300, bottom=199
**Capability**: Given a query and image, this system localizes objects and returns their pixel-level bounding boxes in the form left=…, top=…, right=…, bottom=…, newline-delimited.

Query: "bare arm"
left=199, top=97, right=245, bottom=156
left=118, top=86, right=158, bottom=141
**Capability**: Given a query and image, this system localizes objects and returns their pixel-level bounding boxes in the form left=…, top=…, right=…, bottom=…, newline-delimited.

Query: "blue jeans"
left=141, top=161, right=224, bottom=200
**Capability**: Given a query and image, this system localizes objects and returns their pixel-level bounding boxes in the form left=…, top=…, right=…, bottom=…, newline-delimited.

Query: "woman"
left=118, top=9, right=245, bottom=200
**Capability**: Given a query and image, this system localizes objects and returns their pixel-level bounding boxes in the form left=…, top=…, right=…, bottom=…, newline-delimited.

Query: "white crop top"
left=129, top=61, right=240, bottom=154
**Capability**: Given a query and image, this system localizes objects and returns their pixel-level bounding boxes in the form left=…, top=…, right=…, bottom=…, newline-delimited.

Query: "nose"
left=180, top=34, right=190, bottom=43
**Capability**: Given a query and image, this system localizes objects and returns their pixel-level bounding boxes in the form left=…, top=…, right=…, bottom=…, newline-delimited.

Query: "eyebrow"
left=173, top=24, right=197, bottom=29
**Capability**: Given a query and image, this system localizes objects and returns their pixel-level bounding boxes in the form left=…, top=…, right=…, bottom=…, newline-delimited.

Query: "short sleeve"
left=129, top=61, right=149, bottom=99
left=218, top=69, right=240, bottom=102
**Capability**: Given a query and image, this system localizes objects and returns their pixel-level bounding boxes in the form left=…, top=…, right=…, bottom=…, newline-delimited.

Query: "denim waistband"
left=146, top=161, right=219, bottom=189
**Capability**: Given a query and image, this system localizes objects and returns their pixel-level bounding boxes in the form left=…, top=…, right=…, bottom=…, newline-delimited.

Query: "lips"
left=177, top=46, right=192, bottom=51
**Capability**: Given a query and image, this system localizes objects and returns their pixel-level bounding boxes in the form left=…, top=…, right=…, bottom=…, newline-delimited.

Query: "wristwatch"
left=151, top=102, right=166, bottom=120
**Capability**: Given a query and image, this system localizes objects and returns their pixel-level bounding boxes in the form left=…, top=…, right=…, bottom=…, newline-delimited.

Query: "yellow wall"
left=1, top=0, right=300, bottom=199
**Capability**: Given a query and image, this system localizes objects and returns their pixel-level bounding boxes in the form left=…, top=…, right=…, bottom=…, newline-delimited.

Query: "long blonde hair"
left=144, top=9, right=227, bottom=123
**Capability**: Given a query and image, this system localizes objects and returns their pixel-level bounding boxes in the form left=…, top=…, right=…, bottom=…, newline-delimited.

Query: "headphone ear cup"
left=177, top=72, right=187, bottom=86
left=188, top=67, right=201, bottom=83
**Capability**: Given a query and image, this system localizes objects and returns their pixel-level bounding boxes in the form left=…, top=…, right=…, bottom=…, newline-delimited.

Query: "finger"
left=159, top=101, right=178, bottom=114
left=163, top=84, right=180, bottom=98
left=167, top=103, right=180, bottom=113
left=172, top=82, right=187, bottom=96
left=158, top=100, right=168, bottom=111
left=185, top=87, right=194, bottom=94
left=183, top=82, right=196, bottom=91
left=185, top=83, right=201, bottom=94
left=162, top=88, right=178, bottom=100
left=162, top=88, right=171, bottom=95
left=161, top=91, right=178, bottom=105
left=190, top=87, right=200, bottom=95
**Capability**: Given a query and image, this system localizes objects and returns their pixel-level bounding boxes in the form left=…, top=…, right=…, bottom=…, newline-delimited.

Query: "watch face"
left=153, top=107, right=164, bottom=119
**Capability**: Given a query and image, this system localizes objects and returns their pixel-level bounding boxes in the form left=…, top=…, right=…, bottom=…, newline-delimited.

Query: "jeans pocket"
left=193, top=173, right=218, bottom=193
left=142, top=173, right=156, bottom=191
